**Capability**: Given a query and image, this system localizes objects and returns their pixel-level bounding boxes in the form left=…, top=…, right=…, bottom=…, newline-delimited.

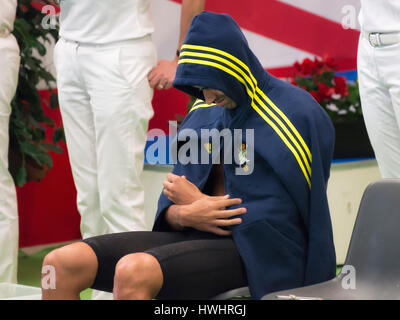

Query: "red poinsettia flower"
left=293, top=61, right=302, bottom=74
left=324, top=56, right=337, bottom=70
left=313, top=57, right=325, bottom=74
left=333, top=76, right=349, bottom=96
left=290, top=56, right=361, bottom=122
left=309, top=91, right=322, bottom=103
left=300, top=58, right=315, bottom=75
left=317, top=82, right=335, bottom=100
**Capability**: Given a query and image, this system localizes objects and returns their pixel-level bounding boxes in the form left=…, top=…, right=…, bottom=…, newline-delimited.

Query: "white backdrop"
left=39, top=0, right=362, bottom=88
left=150, top=0, right=361, bottom=70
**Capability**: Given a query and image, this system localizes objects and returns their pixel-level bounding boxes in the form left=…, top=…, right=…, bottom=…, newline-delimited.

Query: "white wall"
left=328, top=160, right=381, bottom=264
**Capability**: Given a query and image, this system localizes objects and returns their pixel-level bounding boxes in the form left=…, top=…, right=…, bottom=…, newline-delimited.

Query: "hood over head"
left=173, top=11, right=268, bottom=111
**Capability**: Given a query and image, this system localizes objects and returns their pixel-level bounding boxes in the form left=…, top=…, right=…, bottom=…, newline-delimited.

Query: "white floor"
left=0, top=283, right=42, bottom=300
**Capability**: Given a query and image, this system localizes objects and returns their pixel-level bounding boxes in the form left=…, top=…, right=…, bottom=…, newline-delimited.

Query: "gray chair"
left=263, top=179, right=400, bottom=300
left=211, top=286, right=250, bottom=300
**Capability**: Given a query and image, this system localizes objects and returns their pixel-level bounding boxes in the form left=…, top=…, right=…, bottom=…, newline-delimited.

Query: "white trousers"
left=54, top=36, right=156, bottom=239
left=0, top=34, right=20, bottom=283
left=358, top=33, right=400, bottom=178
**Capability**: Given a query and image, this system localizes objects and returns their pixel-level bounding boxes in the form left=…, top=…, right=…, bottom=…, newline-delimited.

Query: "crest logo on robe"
left=203, top=142, right=212, bottom=154
left=238, top=143, right=250, bottom=171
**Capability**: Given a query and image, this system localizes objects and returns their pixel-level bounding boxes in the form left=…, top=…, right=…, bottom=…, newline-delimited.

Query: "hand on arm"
left=165, top=196, right=246, bottom=236
left=147, top=0, right=205, bottom=90
left=163, top=173, right=206, bottom=205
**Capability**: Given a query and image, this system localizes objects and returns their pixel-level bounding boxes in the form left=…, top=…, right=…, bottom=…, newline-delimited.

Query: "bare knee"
left=113, top=253, right=163, bottom=300
left=41, top=242, right=98, bottom=299
left=42, top=248, right=71, bottom=286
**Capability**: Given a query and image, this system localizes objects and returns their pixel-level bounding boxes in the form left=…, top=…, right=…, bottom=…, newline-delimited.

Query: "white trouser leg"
left=55, top=36, right=156, bottom=239
left=81, top=37, right=156, bottom=234
left=358, top=34, right=400, bottom=178
left=0, top=35, right=20, bottom=283
left=56, top=37, right=156, bottom=300
left=55, top=39, right=106, bottom=239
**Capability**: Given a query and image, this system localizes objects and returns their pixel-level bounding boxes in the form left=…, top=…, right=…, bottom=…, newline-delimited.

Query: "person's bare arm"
left=164, top=204, right=184, bottom=231
left=147, top=0, right=205, bottom=90
left=165, top=196, right=246, bottom=236
left=176, top=0, right=206, bottom=52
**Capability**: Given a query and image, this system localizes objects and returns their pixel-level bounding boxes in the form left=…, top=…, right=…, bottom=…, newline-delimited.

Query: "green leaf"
left=42, top=143, right=64, bottom=153
left=19, top=141, right=52, bottom=168
left=42, top=115, right=56, bottom=127
left=52, top=128, right=66, bottom=144
left=16, top=167, right=27, bottom=186
left=50, top=92, right=59, bottom=109
left=8, top=2, right=65, bottom=183
left=35, top=152, right=53, bottom=169
left=34, top=40, right=47, bottom=56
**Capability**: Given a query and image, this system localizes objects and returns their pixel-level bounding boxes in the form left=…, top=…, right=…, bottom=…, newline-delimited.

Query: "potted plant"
left=289, top=56, right=374, bottom=159
left=8, top=0, right=64, bottom=186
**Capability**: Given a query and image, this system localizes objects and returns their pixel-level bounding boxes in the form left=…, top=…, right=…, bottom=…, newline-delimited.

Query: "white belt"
left=61, top=34, right=152, bottom=49
left=364, top=31, right=400, bottom=47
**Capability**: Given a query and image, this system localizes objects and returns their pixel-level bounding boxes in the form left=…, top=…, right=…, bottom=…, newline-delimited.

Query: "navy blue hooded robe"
left=153, top=11, right=336, bottom=299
